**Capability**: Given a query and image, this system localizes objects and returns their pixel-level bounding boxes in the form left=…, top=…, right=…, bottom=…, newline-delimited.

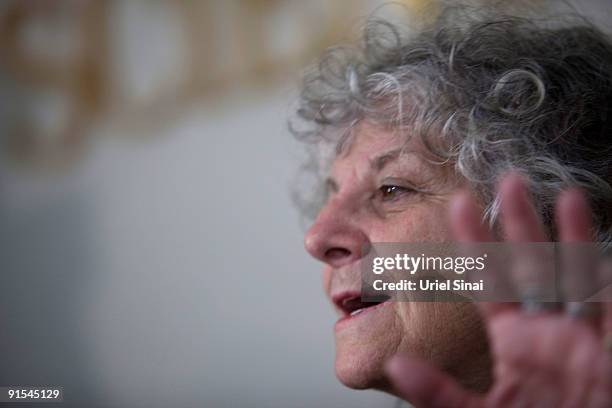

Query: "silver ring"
left=565, top=302, right=603, bottom=321
left=520, top=287, right=563, bottom=314
left=521, top=300, right=564, bottom=314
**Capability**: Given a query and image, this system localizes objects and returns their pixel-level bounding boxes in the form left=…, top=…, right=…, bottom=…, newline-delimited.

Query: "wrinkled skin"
left=304, top=123, right=612, bottom=406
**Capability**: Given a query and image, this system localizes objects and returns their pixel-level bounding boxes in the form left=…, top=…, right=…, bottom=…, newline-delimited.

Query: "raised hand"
left=385, top=172, right=612, bottom=408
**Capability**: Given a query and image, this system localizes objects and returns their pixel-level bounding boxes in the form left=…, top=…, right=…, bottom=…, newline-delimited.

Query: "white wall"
left=0, top=86, right=394, bottom=407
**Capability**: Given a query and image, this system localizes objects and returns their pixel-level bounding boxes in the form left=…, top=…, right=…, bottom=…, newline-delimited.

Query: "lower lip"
left=334, top=300, right=392, bottom=331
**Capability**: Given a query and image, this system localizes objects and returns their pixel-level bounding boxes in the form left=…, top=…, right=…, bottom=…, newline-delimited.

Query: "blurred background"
left=0, top=1, right=610, bottom=407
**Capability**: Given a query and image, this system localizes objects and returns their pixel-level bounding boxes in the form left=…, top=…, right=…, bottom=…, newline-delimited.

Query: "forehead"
left=330, top=123, right=432, bottom=176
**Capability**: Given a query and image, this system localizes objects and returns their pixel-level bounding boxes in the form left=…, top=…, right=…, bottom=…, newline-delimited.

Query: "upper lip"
left=332, top=291, right=361, bottom=315
left=332, top=290, right=390, bottom=316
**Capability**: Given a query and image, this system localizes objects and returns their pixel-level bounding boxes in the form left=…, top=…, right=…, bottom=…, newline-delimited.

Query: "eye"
left=377, top=184, right=415, bottom=201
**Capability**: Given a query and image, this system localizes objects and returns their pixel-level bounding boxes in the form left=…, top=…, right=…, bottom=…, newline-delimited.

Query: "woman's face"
left=304, top=123, right=489, bottom=392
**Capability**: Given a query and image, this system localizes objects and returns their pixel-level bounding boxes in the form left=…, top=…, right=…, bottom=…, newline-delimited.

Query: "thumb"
left=385, top=355, right=483, bottom=408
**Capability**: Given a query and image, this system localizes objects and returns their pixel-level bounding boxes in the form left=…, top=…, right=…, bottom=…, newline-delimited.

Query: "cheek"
left=370, top=203, right=453, bottom=242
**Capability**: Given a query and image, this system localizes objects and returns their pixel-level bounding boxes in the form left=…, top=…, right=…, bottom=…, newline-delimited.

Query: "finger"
left=556, top=188, right=594, bottom=243
left=449, top=190, right=498, bottom=300
left=556, top=189, right=602, bottom=322
left=450, top=189, right=517, bottom=315
left=499, top=172, right=557, bottom=301
left=449, top=190, right=493, bottom=243
left=557, top=189, right=612, bottom=333
left=385, top=355, right=483, bottom=408
left=598, top=263, right=612, bottom=336
left=499, top=172, right=547, bottom=242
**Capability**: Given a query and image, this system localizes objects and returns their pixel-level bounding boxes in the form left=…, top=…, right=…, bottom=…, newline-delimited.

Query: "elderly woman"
left=294, top=5, right=612, bottom=407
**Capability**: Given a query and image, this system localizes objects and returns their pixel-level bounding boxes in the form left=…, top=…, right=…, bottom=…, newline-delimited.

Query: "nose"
left=304, top=199, right=370, bottom=268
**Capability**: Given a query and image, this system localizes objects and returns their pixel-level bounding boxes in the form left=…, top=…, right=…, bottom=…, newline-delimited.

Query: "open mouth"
left=333, top=292, right=391, bottom=318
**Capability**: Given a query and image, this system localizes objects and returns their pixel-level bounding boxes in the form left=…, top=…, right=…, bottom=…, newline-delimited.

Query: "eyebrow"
left=370, top=148, right=405, bottom=171
left=325, top=147, right=417, bottom=193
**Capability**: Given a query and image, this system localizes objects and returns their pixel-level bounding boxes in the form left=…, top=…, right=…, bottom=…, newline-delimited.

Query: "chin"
left=334, top=341, right=388, bottom=389
left=332, top=302, right=403, bottom=390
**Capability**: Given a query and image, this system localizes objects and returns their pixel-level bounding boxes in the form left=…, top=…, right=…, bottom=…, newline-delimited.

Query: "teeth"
left=350, top=308, right=364, bottom=317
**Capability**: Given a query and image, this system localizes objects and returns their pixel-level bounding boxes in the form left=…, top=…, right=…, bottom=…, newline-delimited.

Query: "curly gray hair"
left=291, top=5, right=612, bottom=247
